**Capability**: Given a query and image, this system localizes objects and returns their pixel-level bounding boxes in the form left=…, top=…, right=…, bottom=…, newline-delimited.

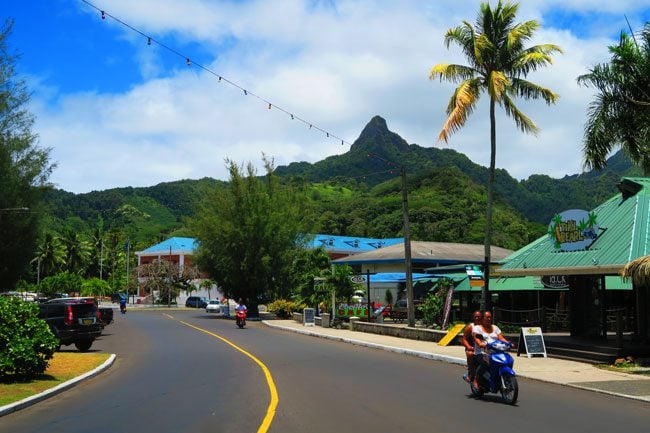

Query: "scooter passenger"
left=472, top=311, right=510, bottom=389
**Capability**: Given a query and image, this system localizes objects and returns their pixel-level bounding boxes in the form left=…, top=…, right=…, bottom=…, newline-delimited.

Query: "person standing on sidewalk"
left=462, top=310, right=482, bottom=383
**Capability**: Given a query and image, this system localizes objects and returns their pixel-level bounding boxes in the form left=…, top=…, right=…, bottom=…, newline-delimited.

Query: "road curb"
left=0, top=353, right=116, bottom=417
left=262, top=320, right=467, bottom=366
left=262, top=321, right=650, bottom=403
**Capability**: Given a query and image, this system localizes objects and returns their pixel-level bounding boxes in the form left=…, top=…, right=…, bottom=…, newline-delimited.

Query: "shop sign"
left=350, top=275, right=366, bottom=284
left=548, top=209, right=598, bottom=251
left=540, top=275, right=569, bottom=289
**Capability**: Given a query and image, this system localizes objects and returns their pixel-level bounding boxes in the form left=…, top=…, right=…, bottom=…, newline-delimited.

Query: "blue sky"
left=4, top=0, right=650, bottom=193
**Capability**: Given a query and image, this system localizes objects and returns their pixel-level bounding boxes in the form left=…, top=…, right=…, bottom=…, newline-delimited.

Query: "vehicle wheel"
left=75, top=339, right=93, bottom=352
left=500, top=373, right=518, bottom=405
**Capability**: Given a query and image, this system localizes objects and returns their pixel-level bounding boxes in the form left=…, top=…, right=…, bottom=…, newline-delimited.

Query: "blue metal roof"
left=138, top=235, right=403, bottom=256
left=369, top=272, right=432, bottom=283
left=138, top=237, right=199, bottom=254
left=310, top=234, right=403, bottom=253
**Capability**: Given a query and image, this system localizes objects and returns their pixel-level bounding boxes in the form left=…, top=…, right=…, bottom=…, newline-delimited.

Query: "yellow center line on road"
left=173, top=318, right=279, bottom=433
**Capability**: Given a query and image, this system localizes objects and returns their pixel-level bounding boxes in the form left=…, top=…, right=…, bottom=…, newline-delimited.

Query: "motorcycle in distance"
left=119, top=299, right=127, bottom=314
left=470, top=336, right=518, bottom=405
left=235, top=309, right=247, bottom=329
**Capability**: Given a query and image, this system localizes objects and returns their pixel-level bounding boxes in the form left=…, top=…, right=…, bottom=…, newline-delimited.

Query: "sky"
left=4, top=0, right=650, bottom=194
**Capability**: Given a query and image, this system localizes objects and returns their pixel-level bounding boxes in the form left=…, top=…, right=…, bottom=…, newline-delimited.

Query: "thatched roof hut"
left=621, top=255, right=650, bottom=287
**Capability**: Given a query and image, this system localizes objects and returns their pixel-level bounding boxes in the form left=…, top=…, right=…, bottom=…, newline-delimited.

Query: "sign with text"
left=548, top=209, right=598, bottom=251
left=517, top=327, right=547, bottom=358
left=303, top=308, right=315, bottom=327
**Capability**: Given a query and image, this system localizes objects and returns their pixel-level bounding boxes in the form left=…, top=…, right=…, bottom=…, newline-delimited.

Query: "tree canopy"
left=0, top=19, right=55, bottom=289
left=578, top=24, right=650, bottom=174
left=193, top=157, right=314, bottom=312
left=430, top=0, right=561, bottom=308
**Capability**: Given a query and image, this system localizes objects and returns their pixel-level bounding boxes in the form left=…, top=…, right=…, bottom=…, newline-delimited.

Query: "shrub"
left=267, top=299, right=304, bottom=319
left=81, top=278, right=112, bottom=297
left=0, top=297, right=59, bottom=380
left=418, top=293, right=444, bottom=328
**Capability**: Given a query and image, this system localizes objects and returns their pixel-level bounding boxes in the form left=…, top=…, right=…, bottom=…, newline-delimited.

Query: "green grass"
left=0, top=352, right=110, bottom=406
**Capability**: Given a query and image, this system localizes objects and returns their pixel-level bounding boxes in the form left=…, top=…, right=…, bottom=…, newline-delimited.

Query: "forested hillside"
left=42, top=115, right=639, bottom=252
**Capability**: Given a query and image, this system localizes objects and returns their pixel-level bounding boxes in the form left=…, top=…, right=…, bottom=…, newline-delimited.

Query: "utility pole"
left=401, top=166, right=415, bottom=327
left=125, top=238, right=130, bottom=303
left=99, top=239, right=104, bottom=280
left=168, top=245, right=172, bottom=308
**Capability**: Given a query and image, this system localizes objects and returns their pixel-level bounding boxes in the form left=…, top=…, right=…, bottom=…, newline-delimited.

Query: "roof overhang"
left=496, top=264, right=624, bottom=277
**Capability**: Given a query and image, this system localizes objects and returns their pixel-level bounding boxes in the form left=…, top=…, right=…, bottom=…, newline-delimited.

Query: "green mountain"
left=41, top=115, right=639, bottom=250
left=276, top=115, right=637, bottom=224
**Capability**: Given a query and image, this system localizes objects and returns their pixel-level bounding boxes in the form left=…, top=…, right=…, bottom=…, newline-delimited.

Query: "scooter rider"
left=235, top=298, right=247, bottom=313
left=462, top=311, right=482, bottom=383
left=472, top=311, right=510, bottom=389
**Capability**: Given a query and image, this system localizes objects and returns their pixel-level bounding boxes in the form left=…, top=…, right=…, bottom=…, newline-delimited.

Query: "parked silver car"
left=205, top=300, right=222, bottom=313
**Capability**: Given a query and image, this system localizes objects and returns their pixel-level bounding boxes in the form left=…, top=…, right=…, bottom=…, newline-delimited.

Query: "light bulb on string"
left=81, top=2, right=354, bottom=149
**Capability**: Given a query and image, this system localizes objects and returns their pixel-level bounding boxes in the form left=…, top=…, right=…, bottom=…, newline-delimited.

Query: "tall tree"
left=0, top=19, right=55, bottom=288
left=32, top=233, right=65, bottom=279
left=577, top=24, right=650, bottom=174
left=193, top=157, right=313, bottom=314
left=59, top=228, right=91, bottom=274
left=429, top=0, right=561, bottom=309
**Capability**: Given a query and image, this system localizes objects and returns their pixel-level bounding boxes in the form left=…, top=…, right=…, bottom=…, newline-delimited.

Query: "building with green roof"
left=497, top=177, right=650, bottom=343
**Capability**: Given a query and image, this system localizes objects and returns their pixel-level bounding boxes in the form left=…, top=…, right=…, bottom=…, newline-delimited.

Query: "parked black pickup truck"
left=38, top=298, right=103, bottom=351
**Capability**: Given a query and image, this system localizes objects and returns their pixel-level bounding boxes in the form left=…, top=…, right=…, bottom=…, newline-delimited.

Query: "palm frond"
left=429, top=64, right=478, bottom=83
left=510, top=78, right=559, bottom=104
left=502, top=94, right=538, bottom=135
left=438, top=79, right=481, bottom=143
left=487, top=70, right=509, bottom=101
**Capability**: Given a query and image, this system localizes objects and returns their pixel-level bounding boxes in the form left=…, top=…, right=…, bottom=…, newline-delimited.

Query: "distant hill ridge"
left=44, top=115, right=640, bottom=245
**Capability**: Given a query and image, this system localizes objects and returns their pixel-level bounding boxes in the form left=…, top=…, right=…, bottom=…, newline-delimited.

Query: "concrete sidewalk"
left=263, top=319, right=650, bottom=402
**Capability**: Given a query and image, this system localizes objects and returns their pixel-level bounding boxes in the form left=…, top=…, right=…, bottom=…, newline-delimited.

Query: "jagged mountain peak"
left=350, top=115, right=410, bottom=154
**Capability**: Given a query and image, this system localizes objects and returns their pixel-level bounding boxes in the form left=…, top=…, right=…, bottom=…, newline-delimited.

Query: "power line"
left=80, top=0, right=351, bottom=146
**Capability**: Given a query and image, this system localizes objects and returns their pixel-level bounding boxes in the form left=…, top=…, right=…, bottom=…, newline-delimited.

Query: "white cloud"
left=25, top=0, right=650, bottom=192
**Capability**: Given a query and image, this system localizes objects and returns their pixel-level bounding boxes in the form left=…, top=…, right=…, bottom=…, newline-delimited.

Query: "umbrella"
left=621, top=255, right=650, bottom=287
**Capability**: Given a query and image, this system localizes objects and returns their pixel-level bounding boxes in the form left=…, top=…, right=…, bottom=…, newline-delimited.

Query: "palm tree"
left=59, top=228, right=91, bottom=274
left=577, top=24, right=650, bottom=174
left=201, top=279, right=215, bottom=300
left=430, top=0, right=561, bottom=310
left=32, top=233, right=65, bottom=279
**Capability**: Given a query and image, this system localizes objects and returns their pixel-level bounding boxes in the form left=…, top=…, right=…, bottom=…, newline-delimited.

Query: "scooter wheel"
left=500, top=373, right=518, bottom=405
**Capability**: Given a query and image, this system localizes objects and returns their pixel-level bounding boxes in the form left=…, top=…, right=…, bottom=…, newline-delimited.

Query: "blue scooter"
left=470, top=338, right=518, bottom=405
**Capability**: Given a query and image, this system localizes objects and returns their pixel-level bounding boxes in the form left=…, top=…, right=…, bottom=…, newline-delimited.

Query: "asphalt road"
left=2, top=310, right=649, bottom=433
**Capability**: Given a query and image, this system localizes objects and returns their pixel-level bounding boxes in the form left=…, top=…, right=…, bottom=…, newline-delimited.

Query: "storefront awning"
left=453, top=275, right=632, bottom=292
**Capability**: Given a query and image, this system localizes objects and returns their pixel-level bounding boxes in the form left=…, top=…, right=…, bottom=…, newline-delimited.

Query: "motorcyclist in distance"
left=235, top=298, right=247, bottom=313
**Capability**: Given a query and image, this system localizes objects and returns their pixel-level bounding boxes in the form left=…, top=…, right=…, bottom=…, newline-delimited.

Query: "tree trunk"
left=483, top=99, right=496, bottom=312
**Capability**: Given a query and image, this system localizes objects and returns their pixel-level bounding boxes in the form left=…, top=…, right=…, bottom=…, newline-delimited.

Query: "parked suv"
left=185, top=296, right=208, bottom=308
left=38, top=297, right=103, bottom=351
